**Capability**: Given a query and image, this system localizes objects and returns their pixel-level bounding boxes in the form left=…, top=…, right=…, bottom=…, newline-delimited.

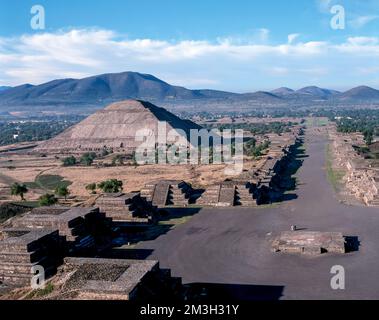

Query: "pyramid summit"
left=35, top=99, right=202, bottom=154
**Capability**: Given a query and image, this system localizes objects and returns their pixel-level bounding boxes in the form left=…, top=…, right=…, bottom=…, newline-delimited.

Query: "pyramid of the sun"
left=35, top=100, right=202, bottom=154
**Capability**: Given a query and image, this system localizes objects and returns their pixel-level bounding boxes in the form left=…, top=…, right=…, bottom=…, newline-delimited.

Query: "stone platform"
left=12, top=207, right=110, bottom=254
left=55, top=257, right=182, bottom=300
left=141, top=180, right=194, bottom=207
left=271, top=231, right=346, bottom=255
left=0, top=228, right=62, bottom=286
left=96, top=192, right=156, bottom=225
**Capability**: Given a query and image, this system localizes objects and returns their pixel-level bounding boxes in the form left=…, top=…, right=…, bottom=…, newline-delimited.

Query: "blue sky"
left=1, top=0, right=379, bottom=91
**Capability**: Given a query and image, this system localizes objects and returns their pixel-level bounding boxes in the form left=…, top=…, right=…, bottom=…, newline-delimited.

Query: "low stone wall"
left=271, top=231, right=346, bottom=255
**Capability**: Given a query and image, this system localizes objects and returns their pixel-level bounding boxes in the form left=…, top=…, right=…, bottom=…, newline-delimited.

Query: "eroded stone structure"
left=197, top=182, right=238, bottom=207
left=12, top=207, right=110, bottom=255
left=196, top=127, right=303, bottom=207
left=96, top=193, right=157, bottom=225
left=332, top=131, right=379, bottom=206
left=0, top=229, right=62, bottom=286
left=271, top=231, right=346, bottom=255
left=140, top=180, right=194, bottom=207
left=53, top=257, right=182, bottom=300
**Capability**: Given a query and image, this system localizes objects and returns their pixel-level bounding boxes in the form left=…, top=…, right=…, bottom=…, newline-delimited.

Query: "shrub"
left=80, top=153, right=97, bottom=166
left=86, top=183, right=97, bottom=194
left=62, top=156, right=77, bottom=167
left=98, top=179, right=123, bottom=193
left=38, top=194, right=58, bottom=206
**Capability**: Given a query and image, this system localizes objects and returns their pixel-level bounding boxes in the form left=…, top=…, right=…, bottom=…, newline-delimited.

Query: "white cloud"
left=1, top=29, right=379, bottom=90
left=346, top=36, right=379, bottom=46
left=350, top=15, right=379, bottom=28
left=216, top=28, right=270, bottom=45
left=288, top=33, right=300, bottom=44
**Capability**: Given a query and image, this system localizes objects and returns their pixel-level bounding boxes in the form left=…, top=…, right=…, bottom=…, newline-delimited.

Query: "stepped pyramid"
left=35, top=100, right=201, bottom=154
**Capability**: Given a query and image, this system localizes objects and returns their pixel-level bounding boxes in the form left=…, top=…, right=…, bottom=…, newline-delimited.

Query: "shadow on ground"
left=99, top=248, right=155, bottom=260
left=184, top=283, right=284, bottom=301
left=270, top=140, right=308, bottom=204
left=107, top=208, right=202, bottom=248
left=345, top=236, right=360, bottom=253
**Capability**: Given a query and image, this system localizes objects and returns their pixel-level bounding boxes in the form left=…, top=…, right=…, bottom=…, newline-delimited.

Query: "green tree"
left=98, top=179, right=123, bottom=193
left=86, top=183, right=97, bottom=194
left=62, top=156, right=77, bottom=167
left=55, top=185, right=70, bottom=200
left=11, top=183, right=28, bottom=201
left=80, top=152, right=97, bottom=166
left=364, top=129, right=374, bottom=146
left=38, top=194, right=58, bottom=206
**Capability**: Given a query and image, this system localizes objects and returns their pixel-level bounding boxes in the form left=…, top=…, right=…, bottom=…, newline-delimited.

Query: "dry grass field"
left=0, top=149, right=260, bottom=201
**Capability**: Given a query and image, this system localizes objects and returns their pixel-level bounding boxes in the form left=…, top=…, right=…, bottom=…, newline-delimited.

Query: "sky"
left=0, top=0, right=379, bottom=92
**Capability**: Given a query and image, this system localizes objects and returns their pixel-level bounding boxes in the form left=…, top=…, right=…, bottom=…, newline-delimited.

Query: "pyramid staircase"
left=167, top=181, right=192, bottom=207
left=196, top=185, right=221, bottom=206
left=235, top=183, right=259, bottom=207
left=141, top=181, right=193, bottom=208
left=96, top=193, right=156, bottom=223
left=218, top=184, right=236, bottom=207
left=12, top=207, right=107, bottom=255
left=0, top=229, right=63, bottom=286
left=196, top=184, right=236, bottom=207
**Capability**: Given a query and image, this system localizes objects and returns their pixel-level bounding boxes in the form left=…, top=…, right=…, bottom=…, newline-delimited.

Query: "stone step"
left=152, top=184, right=170, bottom=207
left=169, top=195, right=188, bottom=201
left=0, top=265, right=58, bottom=286
left=0, top=250, right=44, bottom=264
left=99, top=206, right=133, bottom=213
left=0, top=256, right=59, bottom=275
left=0, top=274, right=32, bottom=286
left=237, top=200, right=258, bottom=207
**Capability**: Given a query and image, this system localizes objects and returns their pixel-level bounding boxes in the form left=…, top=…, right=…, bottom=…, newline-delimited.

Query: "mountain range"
left=0, top=86, right=11, bottom=92
left=1, top=72, right=379, bottom=111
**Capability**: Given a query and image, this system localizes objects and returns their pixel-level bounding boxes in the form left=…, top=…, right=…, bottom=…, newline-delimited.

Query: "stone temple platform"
left=96, top=192, right=156, bottom=225
left=0, top=228, right=62, bottom=286
left=12, top=207, right=110, bottom=255
left=271, top=231, right=346, bottom=255
left=55, top=257, right=182, bottom=300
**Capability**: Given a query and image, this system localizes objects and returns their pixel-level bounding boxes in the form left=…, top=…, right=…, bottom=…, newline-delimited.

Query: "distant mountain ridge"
left=0, top=71, right=378, bottom=110
left=271, top=87, right=295, bottom=96
left=0, top=86, right=11, bottom=92
left=339, top=86, right=379, bottom=100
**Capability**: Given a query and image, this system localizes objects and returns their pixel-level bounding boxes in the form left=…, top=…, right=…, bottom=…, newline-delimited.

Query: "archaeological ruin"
left=271, top=231, right=346, bottom=255
left=11, top=207, right=111, bottom=256
left=96, top=192, right=157, bottom=225
left=0, top=99, right=308, bottom=300
left=34, top=100, right=202, bottom=155
left=140, top=180, right=195, bottom=208
left=0, top=228, right=62, bottom=286
left=52, top=257, right=182, bottom=300
left=196, top=126, right=303, bottom=207
left=332, top=130, right=379, bottom=206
